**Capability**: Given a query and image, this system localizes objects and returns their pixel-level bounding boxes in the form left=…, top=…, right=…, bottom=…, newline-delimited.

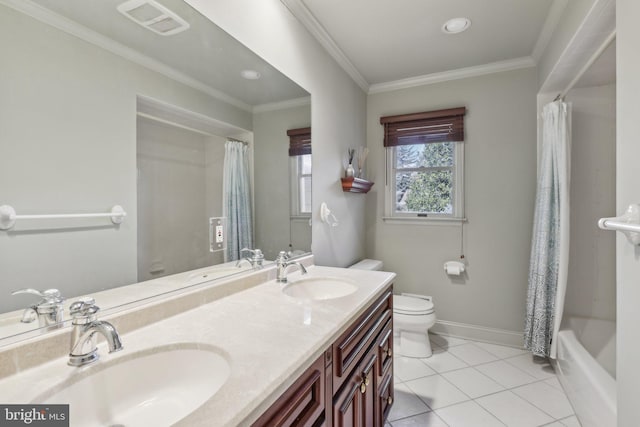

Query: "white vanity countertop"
left=0, top=265, right=395, bottom=426
left=0, top=261, right=256, bottom=340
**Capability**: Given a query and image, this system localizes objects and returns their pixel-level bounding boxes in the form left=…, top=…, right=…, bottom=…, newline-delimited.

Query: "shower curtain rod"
left=555, top=29, right=616, bottom=101
left=137, top=112, right=250, bottom=144
left=227, top=138, right=249, bottom=145
left=137, top=112, right=217, bottom=137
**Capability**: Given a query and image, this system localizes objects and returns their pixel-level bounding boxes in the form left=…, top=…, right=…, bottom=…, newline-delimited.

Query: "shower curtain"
left=525, top=100, right=571, bottom=358
left=223, top=140, right=253, bottom=261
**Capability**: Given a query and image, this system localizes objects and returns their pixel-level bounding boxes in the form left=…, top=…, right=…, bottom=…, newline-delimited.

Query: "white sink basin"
left=38, top=346, right=230, bottom=427
left=282, top=276, right=358, bottom=301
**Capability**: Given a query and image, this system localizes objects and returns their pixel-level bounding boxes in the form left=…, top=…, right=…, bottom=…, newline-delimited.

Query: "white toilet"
left=349, top=259, right=437, bottom=358
left=393, top=293, right=436, bottom=358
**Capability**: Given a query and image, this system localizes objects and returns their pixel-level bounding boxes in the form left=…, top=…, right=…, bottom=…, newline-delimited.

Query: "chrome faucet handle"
left=70, top=297, right=99, bottom=321
left=276, top=251, right=288, bottom=263
left=12, top=288, right=63, bottom=302
left=12, top=288, right=45, bottom=297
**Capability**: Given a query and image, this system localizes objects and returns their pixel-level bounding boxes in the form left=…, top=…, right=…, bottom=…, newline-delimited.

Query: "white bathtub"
left=555, top=316, right=616, bottom=427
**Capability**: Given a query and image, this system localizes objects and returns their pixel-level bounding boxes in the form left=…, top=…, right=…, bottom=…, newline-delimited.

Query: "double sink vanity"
left=0, top=255, right=395, bottom=426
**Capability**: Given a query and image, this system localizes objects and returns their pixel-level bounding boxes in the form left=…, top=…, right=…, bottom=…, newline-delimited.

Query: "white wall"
left=616, top=1, right=640, bottom=424
left=0, top=5, right=250, bottom=312
left=185, top=0, right=368, bottom=267
left=563, top=84, right=616, bottom=321
left=136, top=118, right=225, bottom=281
left=365, top=68, right=538, bottom=338
left=252, top=104, right=312, bottom=260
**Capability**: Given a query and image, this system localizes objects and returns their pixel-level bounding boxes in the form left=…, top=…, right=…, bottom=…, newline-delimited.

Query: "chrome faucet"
left=236, top=248, right=265, bottom=268
left=11, top=288, right=64, bottom=329
left=68, top=297, right=123, bottom=367
left=275, top=251, right=308, bottom=283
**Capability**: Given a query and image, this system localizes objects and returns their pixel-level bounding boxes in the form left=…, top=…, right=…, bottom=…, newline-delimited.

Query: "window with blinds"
left=287, top=127, right=312, bottom=216
left=380, top=108, right=466, bottom=220
left=287, top=127, right=311, bottom=156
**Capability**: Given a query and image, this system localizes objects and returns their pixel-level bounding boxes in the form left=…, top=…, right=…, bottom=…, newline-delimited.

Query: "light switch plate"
left=209, top=217, right=226, bottom=252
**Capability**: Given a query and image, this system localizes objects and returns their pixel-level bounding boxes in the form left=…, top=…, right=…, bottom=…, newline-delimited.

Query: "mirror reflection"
left=0, top=0, right=311, bottom=340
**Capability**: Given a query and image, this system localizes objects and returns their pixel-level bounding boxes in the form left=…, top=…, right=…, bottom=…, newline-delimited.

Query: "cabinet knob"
left=387, top=396, right=393, bottom=405
left=363, top=374, right=370, bottom=386
left=360, top=382, right=367, bottom=394
left=387, top=348, right=393, bottom=357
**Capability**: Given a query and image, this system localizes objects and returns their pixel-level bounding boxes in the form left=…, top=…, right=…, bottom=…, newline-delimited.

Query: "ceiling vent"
left=117, top=0, right=190, bottom=36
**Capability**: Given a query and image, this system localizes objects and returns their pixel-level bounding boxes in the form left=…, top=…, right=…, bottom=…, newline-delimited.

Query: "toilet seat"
left=394, top=295, right=434, bottom=316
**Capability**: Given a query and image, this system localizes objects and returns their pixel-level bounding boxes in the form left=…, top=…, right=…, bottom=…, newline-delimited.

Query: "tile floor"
left=387, top=334, right=581, bottom=427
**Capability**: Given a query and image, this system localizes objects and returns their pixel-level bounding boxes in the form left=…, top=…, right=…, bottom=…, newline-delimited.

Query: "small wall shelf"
left=341, top=177, right=374, bottom=193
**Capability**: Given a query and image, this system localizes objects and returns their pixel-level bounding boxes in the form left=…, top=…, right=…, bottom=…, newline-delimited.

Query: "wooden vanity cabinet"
left=254, top=286, right=393, bottom=427
left=333, top=346, right=378, bottom=427
left=252, top=354, right=326, bottom=427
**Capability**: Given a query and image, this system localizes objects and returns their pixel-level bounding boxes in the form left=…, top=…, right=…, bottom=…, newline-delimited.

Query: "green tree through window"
left=394, top=142, right=454, bottom=214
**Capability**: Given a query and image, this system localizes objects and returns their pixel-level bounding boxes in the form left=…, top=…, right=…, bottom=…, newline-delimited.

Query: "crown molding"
left=281, top=0, right=370, bottom=92
left=1, top=0, right=252, bottom=112
left=532, top=0, right=569, bottom=62
left=368, top=57, right=537, bottom=94
left=538, top=0, right=615, bottom=94
left=253, top=96, right=311, bottom=113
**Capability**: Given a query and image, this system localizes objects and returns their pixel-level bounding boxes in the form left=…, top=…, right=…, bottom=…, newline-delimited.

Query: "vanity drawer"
left=252, top=354, right=325, bottom=427
left=333, top=289, right=392, bottom=392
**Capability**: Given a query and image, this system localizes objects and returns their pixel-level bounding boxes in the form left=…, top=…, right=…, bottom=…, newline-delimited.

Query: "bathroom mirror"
left=0, top=0, right=311, bottom=340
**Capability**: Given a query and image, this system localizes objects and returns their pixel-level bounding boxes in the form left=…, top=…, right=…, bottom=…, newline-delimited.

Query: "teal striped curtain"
left=223, top=141, right=253, bottom=261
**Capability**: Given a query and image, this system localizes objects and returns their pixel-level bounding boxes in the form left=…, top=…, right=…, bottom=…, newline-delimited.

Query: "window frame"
left=384, top=140, right=465, bottom=222
left=380, top=107, right=466, bottom=224
left=290, top=153, right=312, bottom=218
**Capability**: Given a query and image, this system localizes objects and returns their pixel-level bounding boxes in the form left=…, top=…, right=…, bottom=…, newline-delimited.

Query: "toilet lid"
left=394, top=295, right=434, bottom=315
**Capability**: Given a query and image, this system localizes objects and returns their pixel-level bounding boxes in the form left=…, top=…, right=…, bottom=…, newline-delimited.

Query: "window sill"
left=382, top=216, right=467, bottom=226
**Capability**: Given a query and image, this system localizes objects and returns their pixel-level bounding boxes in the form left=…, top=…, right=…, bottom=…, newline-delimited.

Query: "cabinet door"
left=333, top=381, right=361, bottom=427
left=333, top=348, right=378, bottom=427
left=253, top=355, right=325, bottom=427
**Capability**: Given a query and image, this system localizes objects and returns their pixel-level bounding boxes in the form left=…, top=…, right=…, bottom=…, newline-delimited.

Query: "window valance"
left=380, top=107, right=466, bottom=147
left=287, top=127, right=311, bottom=156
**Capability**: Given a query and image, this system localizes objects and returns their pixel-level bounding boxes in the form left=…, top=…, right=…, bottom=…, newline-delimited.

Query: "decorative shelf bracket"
left=341, top=177, right=374, bottom=194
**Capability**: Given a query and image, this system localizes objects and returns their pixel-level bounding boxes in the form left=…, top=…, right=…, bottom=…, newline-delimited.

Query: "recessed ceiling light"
left=442, top=17, right=471, bottom=34
left=240, top=70, right=261, bottom=80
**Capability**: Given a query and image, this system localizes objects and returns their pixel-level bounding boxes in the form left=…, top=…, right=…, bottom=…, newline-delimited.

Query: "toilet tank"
left=349, top=259, right=383, bottom=271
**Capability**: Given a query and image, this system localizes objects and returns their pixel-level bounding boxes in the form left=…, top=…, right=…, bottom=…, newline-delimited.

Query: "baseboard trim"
left=431, top=320, right=523, bottom=348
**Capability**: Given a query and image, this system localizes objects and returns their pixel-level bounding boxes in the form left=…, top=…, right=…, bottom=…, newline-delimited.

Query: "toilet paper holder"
left=444, top=261, right=465, bottom=275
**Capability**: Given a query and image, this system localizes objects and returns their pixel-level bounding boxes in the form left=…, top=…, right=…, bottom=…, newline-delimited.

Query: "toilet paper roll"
left=444, top=261, right=465, bottom=276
